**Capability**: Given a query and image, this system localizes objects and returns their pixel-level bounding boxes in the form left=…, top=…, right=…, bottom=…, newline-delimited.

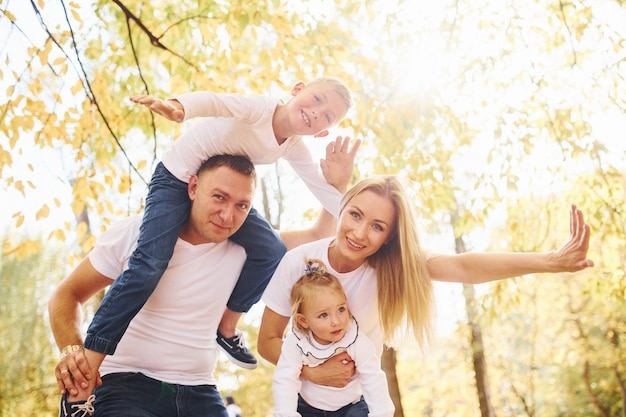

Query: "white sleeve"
left=272, top=333, right=304, bottom=417
left=88, top=216, right=140, bottom=279
left=351, top=336, right=395, bottom=417
left=282, top=139, right=342, bottom=217
left=174, top=92, right=270, bottom=123
left=262, top=248, right=307, bottom=317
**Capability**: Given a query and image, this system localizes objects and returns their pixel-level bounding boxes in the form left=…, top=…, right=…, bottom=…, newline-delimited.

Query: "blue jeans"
left=297, top=395, right=369, bottom=417
left=84, top=162, right=286, bottom=354
left=93, top=372, right=228, bottom=417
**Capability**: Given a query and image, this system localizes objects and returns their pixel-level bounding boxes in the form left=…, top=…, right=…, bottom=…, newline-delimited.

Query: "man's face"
left=182, top=166, right=255, bottom=245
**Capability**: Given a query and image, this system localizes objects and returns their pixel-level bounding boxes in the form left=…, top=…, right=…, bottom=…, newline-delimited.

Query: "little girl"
left=272, top=259, right=394, bottom=417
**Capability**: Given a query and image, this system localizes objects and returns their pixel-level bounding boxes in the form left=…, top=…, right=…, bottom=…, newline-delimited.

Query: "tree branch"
left=111, top=0, right=201, bottom=71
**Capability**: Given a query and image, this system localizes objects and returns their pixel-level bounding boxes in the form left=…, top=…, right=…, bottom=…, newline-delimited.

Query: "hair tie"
left=304, top=259, right=325, bottom=275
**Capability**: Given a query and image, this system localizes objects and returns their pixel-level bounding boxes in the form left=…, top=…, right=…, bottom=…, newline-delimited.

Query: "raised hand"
left=551, top=204, right=594, bottom=272
left=320, top=136, right=362, bottom=193
left=130, top=95, right=185, bottom=123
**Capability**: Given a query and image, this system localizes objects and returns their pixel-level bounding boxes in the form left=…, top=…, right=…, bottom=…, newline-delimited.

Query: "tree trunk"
left=382, top=346, right=404, bottom=417
left=455, top=234, right=497, bottom=417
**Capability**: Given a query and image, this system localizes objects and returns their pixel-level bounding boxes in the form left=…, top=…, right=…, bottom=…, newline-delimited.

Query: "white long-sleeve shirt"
left=160, top=92, right=343, bottom=217
left=273, top=317, right=394, bottom=417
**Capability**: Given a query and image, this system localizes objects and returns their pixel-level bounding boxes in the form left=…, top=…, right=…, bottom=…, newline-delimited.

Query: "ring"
left=61, top=370, right=69, bottom=375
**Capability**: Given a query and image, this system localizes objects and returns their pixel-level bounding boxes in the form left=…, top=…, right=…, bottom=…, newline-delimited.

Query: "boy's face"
left=286, top=82, right=349, bottom=138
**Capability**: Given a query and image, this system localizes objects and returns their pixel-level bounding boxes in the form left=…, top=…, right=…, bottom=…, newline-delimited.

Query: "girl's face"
left=295, top=288, right=350, bottom=345
left=329, top=190, right=396, bottom=272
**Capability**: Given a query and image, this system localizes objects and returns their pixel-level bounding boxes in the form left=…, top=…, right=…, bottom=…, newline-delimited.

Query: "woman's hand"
left=549, top=204, right=594, bottom=272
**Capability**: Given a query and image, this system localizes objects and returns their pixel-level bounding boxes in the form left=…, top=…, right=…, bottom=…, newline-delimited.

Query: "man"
left=49, top=154, right=337, bottom=417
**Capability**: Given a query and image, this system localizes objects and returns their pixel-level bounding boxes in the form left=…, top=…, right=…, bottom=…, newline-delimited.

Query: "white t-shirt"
left=89, top=215, right=246, bottom=385
left=273, top=318, right=394, bottom=417
left=160, top=92, right=343, bottom=217
left=262, top=238, right=383, bottom=355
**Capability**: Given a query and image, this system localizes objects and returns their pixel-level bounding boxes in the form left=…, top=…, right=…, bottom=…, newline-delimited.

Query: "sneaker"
left=216, top=329, right=258, bottom=369
left=59, top=393, right=96, bottom=417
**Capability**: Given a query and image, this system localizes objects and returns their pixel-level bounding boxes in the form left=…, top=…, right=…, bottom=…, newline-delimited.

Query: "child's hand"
left=320, top=136, right=361, bottom=193
left=130, top=95, right=185, bottom=123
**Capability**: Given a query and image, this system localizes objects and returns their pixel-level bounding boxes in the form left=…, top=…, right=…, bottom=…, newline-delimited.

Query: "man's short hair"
left=197, top=154, right=256, bottom=185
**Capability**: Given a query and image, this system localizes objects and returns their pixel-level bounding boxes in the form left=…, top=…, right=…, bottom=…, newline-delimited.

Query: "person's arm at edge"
left=428, top=204, right=594, bottom=284
left=49, top=257, right=111, bottom=400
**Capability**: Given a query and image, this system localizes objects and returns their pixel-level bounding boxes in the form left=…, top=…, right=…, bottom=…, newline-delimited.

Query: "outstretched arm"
left=428, top=205, right=593, bottom=284
left=130, top=95, right=185, bottom=123
left=320, top=136, right=361, bottom=193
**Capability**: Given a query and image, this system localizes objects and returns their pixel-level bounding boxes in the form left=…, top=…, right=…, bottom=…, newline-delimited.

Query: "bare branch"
left=111, top=0, right=201, bottom=71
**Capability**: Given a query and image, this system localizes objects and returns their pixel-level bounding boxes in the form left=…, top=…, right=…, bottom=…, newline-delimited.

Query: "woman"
left=258, top=175, right=593, bottom=389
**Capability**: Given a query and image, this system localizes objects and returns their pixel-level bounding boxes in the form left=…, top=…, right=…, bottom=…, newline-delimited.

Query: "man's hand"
left=130, top=95, right=185, bottom=123
left=320, top=136, right=361, bottom=193
left=300, top=351, right=355, bottom=388
left=55, top=349, right=103, bottom=400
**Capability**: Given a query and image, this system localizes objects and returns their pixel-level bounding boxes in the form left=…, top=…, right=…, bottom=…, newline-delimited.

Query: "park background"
left=1, top=0, right=625, bottom=416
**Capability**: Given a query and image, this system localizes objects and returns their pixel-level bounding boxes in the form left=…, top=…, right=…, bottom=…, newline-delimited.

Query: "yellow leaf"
left=14, top=180, right=25, bottom=196
left=71, top=9, right=82, bottom=22
left=36, top=204, right=50, bottom=220
left=4, top=240, right=42, bottom=260
left=14, top=213, right=25, bottom=228
left=82, top=235, right=97, bottom=253
left=118, top=175, right=130, bottom=193
left=71, top=79, right=83, bottom=95
left=49, top=228, right=67, bottom=242
left=3, top=10, right=16, bottom=22
left=76, top=221, right=88, bottom=238
left=39, top=41, right=53, bottom=66
left=54, top=198, right=62, bottom=207
left=137, top=160, right=147, bottom=170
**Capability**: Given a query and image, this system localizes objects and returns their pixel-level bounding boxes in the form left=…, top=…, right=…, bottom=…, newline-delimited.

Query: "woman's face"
left=330, top=190, right=396, bottom=272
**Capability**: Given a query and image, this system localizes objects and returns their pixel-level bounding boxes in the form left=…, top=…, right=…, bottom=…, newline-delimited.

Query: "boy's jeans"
left=93, top=372, right=228, bottom=417
left=85, top=162, right=286, bottom=354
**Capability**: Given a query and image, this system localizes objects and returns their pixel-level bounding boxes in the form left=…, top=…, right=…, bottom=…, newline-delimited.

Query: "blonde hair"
left=339, top=176, right=435, bottom=347
left=305, top=76, right=353, bottom=112
left=290, top=258, right=348, bottom=333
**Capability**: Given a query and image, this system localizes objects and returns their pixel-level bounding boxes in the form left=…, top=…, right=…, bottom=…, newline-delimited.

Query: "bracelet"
left=60, top=344, right=84, bottom=359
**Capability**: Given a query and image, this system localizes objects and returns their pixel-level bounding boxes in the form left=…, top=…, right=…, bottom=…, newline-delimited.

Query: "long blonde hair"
left=339, top=176, right=435, bottom=346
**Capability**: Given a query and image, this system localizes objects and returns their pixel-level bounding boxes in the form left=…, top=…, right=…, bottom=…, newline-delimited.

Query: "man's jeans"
left=85, top=162, right=286, bottom=354
left=93, top=373, right=228, bottom=417
left=297, top=395, right=369, bottom=417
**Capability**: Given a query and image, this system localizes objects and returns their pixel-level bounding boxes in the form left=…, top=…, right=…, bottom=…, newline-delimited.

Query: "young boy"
left=82, top=77, right=360, bottom=370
